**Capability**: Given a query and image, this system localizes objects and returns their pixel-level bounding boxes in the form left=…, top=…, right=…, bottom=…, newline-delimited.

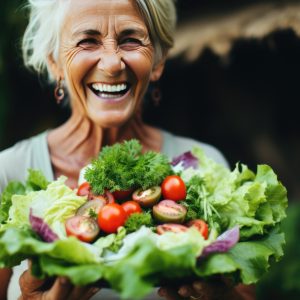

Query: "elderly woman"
left=0, top=0, right=255, bottom=299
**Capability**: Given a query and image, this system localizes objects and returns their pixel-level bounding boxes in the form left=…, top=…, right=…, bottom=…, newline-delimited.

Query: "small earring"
left=54, top=77, right=65, bottom=104
left=151, top=85, right=161, bottom=107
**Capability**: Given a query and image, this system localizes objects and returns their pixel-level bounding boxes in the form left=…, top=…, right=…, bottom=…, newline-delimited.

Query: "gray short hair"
left=22, top=0, right=177, bottom=81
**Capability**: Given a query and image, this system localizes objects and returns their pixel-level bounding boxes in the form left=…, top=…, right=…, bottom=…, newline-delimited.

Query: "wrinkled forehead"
left=62, top=0, right=147, bottom=34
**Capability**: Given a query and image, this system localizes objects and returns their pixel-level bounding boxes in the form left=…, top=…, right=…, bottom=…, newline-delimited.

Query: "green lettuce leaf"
left=182, top=147, right=288, bottom=240
left=0, top=181, right=26, bottom=224
left=195, top=226, right=285, bottom=284
left=1, top=176, right=86, bottom=238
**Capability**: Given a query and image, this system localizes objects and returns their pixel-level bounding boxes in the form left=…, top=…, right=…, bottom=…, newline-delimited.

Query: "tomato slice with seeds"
left=156, top=224, right=188, bottom=235
left=77, top=182, right=91, bottom=197
left=186, top=219, right=209, bottom=239
left=132, top=186, right=161, bottom=207
left=76, top=199, right=106, bottom=218
left=65, top=215, right=100, bottom=243
left=90, top=190, right=115, bottom=203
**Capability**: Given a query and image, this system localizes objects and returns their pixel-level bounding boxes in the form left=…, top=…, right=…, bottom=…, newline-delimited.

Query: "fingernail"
left=193, top=281, right=203, bottom=292
left=178, top=286, right=189, bottom=297
left=158, top=288, right=166, bottom=297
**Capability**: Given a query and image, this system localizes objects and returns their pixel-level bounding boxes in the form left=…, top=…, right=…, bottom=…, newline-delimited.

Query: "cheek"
left=122, top=48, right=154, bottom=83
left=64, top=51, right=98, bottom=87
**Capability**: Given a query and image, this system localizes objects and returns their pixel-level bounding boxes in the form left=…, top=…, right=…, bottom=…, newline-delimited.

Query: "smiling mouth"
left=89, top=82, right=131, bottom=99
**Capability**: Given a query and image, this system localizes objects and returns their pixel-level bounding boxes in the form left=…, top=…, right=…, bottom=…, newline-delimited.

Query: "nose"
left=97, top=50, right=125, bottom=77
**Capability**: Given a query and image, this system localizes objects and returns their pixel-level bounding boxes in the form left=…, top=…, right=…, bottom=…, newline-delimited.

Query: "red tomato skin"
left=121, top=201, right=142, bottom=217
left=77, top=182, right=91, bottom=197
left=98, top=203, right=126, bottom=233
left=186, top=219, right=209, bottom=239
left=112, top=189, right=133, bottom=201
left=161, top=175, right=186, bottom=201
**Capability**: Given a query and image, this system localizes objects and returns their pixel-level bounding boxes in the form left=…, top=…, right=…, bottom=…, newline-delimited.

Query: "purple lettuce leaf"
left=29, top=209, right=59, bottom=243
left=200, top=226, right=240, bottom=258
left=171, top=151, right=199, bottom=170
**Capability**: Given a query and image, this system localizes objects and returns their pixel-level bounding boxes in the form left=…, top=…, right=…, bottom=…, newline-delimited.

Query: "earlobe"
left=150, top=59, right=166, bottom=82
left=47, top=54, right=63, bottom=80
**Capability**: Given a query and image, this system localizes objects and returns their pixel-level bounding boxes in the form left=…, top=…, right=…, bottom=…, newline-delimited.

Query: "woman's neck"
left=47, top=112, right=162, bottom=188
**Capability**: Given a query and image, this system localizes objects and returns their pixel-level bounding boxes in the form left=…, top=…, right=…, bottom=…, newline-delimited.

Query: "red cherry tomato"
left=112, top=189, right=133, bottom=201
left=161, top=175, right=186, bottom=201
left=65, top=215, right=100, bottom=243
left=77, top=182, right=91, bottom=197
left=98, top=203, right=126, bottom=233
left=121, top=201, right=142, bottom=217
left=186, top=219, right=209, bottom=239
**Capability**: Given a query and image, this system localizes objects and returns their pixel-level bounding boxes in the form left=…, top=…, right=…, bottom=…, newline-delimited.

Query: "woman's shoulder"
left=0, top=132, right=51, bottom=193
left=161, top=130, right=229, bottom=168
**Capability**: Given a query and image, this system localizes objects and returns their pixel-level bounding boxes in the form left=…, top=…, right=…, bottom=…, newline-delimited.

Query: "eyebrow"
left=72, top=29, right=101, bottom=39
left=119, top=28, right=146, bottom=37
left=72, top=28, right=147, bottom=39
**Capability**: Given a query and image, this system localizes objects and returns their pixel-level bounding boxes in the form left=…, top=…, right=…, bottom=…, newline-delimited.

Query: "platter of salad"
left=0, top=140, right=288, bottom=299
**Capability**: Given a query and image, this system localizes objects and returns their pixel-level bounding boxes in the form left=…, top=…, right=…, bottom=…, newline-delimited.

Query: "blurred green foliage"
left=0, top=0, right=27, bottom=146
left=257, top=202, right=300, bottom=299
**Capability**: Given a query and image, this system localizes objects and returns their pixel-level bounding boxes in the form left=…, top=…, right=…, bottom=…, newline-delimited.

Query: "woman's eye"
left=119, top=38, right=142, bottom=49
left=77, top=38, right=99, bottom=47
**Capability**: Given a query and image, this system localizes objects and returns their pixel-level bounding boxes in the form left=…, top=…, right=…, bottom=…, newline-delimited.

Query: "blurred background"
left=0, top=0, right=299, bottom=298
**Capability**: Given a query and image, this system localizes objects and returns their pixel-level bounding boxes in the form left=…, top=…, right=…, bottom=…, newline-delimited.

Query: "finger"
left=19, top=269, right=46, bottom=295
left=68, top=285, right=100, bottom=300
left=158, top=287, right=184, bottom=300
left=192, top=281, right=205, bottom=294
left=46, top=277, right=73, bottom=300
left=178, top=284, right=195, bottom=297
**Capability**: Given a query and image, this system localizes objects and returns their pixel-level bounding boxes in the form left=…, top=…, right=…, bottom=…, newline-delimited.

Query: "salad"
left=0, top=140, right=288, bottom=299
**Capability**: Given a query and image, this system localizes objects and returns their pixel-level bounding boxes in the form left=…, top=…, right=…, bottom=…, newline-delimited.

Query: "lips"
left=89, top=82, right=131, bottom=99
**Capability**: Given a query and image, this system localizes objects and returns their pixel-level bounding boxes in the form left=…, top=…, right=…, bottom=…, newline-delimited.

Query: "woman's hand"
left=18, top=262, right=100, bottom=300
left=158, top=279, right=256, bottom=300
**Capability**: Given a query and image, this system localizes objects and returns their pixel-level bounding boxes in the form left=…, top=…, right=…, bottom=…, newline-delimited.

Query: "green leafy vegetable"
left=181, top=147, right=288, bottom=240
left=124, top=212, right=154, bottom=233
left=84, top=139, right=173, bottom=195
left=108, top=226, right=127, bottom=252
left=26, top=169, right=49, bottom=191
left=0, top=169, right=49, bottom=224
left=0, top=182, right=26, bottom=224
left=0, top=142, right=289, bottom=300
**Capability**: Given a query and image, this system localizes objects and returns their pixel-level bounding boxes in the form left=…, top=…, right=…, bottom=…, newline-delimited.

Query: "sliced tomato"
left=98, top=203, right=126, bottom=233
left=65, top=215, right=100, bottom=243
left=90, top=190, right=115, bottom=203
left=161, top=175, right=186, bottom=201
left=156, top=223, right=188, bottom=235
left=121, top=201, right=142, bottom=218
left=77, top=182, right=91, bottom=197
left=76, top=199, right=106, bottom=218
left=112, top=189, right=133, bottom=201
left=132, top=186, right=161, bottom=207
left=152, top=199, right=187, bottom=223
left=186, top=219, right=209, bottom=239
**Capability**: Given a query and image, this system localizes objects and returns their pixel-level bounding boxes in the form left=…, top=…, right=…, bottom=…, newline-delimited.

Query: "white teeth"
left=91, top=83, right=127, bottom=93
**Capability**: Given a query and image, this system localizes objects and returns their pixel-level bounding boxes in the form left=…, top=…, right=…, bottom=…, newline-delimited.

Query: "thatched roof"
left=169, top=2, right=300, bottom=61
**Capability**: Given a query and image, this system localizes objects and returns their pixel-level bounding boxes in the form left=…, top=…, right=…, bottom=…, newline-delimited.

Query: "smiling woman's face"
left=53, top=0, right=162, bottom=128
